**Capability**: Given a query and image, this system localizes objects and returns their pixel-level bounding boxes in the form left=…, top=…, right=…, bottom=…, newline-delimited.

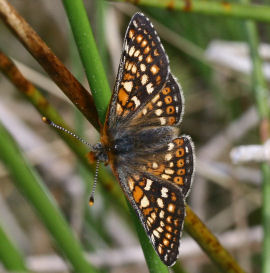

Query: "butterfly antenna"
left=89, top=159, right=100, bottom=206
left=42, top=117, right=93, bottom=149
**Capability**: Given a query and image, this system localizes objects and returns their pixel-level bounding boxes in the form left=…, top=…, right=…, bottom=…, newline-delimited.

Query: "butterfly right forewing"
left=105, top=13, right=169, bottom=132
left=115, top=168, right=185, bottom=266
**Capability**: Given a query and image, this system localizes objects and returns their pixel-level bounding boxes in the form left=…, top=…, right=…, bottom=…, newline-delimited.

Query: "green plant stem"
left=62, top=0, right=111, bottom=122
left=239, top=0, right=270, bottom=271
left=128, top=202, right=169, bottom=273
left=112, top=0, right=270, bottom=24
left=0, top=122, right=98, bottom=273
left=0, top=225, right=28, bottom=272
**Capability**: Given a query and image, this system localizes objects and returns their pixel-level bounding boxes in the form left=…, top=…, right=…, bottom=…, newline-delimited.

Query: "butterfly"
left=41, top=11, right=194, bottom=267
left=89, top=12, right=195, bottom=266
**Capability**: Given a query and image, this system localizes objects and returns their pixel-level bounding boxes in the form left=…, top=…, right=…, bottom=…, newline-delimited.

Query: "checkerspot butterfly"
left=94, top=12, right=195, bottom=266
left=44, top=12, right=194, bottom=267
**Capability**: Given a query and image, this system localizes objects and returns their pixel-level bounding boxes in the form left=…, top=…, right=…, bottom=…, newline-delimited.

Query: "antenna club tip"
left=42, top=117, right=51, bottom=124
left=89, top=196, right=94, bottom=206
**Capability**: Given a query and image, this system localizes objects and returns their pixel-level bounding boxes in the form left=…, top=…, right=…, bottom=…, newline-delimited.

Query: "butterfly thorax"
left=99, top=125, right=179, bottom=166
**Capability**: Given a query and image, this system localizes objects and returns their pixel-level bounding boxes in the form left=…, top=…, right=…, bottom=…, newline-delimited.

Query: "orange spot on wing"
left=124, top=73, right=135, bottom=80
left=139, top=180, right=146, bottom=187
left=156, top=75, right=161, bottom=84
left=177, top=159, right=184, bottom=167
left=176, top=148, right=185, bottom=157
left=174, top=176, right=183, bottom=185
left=162, top=87, right=171, bottom=95
left=118, top=88, right=129, bottom=106
left=144, top=46, right=151, bottom=54
left=143, top=207, right=153, bottom=216
left=146, top=55, right=153, bottom=63
left=174, top=138, right=184, bottom=146
left=171, top=192, right=177, bottom=201
left=129, top=29, right=135, bottom=39
left=133, top=186, right=143, bottom=203
left=168, top=117, right=176, bottom=125
left=136, top=34, right=143, bottom=43
left=177, top=169, right=186, bottom=175
left=166, top=106, right=175, bottom=114
left=148, top=163, right=165, bottom=175
left=166, top=225, right=172, bottom=232
left=164, top=96, right=172, bottom=104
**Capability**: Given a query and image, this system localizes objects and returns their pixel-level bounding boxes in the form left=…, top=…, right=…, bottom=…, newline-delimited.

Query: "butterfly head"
left=92, top=142, right=109, bottom=163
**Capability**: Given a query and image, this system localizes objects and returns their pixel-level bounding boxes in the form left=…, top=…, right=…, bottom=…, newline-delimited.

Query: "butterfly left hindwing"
left=116, top=169, right=185, bottom=266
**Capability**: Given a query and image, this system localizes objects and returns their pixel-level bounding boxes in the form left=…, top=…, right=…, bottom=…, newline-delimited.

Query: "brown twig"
left=185, top=206, right=246, bottom=273
left=0, top=0, right=99, bottom=130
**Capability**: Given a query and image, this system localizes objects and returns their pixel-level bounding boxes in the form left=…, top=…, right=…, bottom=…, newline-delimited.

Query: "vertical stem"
left=0, top=225, right=28, bottom=272
left=240, top=0, right=270, bottom=272
left=62, top=0, right=111, bottom=123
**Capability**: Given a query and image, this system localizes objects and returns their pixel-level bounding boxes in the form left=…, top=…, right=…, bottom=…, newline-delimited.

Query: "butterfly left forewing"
left=115, top=168, right=185, bottom=266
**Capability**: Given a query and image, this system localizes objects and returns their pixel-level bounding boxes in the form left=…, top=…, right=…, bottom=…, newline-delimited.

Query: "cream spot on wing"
left=162, top=174, right=171, bottom=180
left=144, top=179, right=152, bottom=191
left=141, top=74, right=148, bottom=85
left=159, top=210, right=165, bottom=218
left=152, top=162, right=158, bottom=169
left=157, top=198, right=164, bottom=208
left=128, top=177, right=134, bottom=191
left=157, top=101, right=162, bottom=107
left=146, top=83, right=154, bottom=94
left=142, top=108, right=147, bottom=115
left=155, top=109, right=163, bottom=116
left=129, top=46, right=135, bottom=56
left=165, top=168, right=174, bottom=175
left=168, top=203, right=175, bottom=213
left=150, top=64, right=159, bottom=75
left=168, top=143, right=174, bottom=151
left=134, top=50, right=140, bottom=57
left=152, top=94, right=160, bottom=103
left=160, top=117, right=166, bottom=125
left=131, top=96, right=140, bottom=108
left=124, top=41, right=128, bottom=52
left=140, top=195, right=150, bottom=208
left=165, top=153, right=172, bottom=161
left=133, top=20, right=138, bottom=28
left=127, top=62, right=133, bottom=71
left=157, top=226, right=163, bottom=233
left=116, top=103, right=123, bottom=115
left=161, top=187, right=168, bottom=198
left=151, top=212, right=156, bottom=220
left=158, top=245, right=163, bottom=254
left=123, top=81, right=133, bottom=92
left=153, top=230, right=160, bottom=238
left=138, top=55, right=143, bottom=61
left=140, top=63, right=146, bottom=72
left=131, top=65, right=137, bottom=74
